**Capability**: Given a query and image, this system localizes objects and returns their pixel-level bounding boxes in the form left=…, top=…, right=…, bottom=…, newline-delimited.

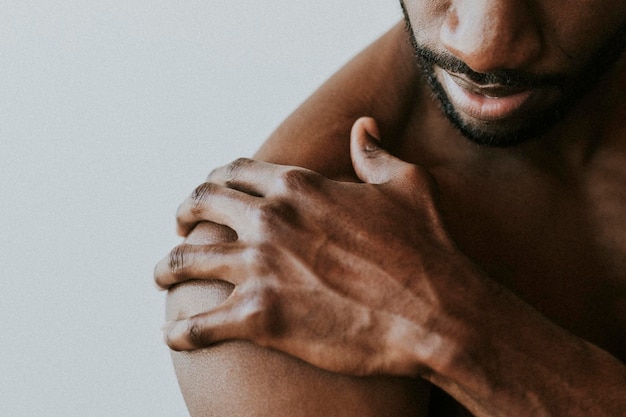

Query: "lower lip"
left=441, top=70, right=533, bottom=121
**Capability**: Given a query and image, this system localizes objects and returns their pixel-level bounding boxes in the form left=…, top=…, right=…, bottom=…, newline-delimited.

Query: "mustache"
left=414, top=47, right=565, bottom=89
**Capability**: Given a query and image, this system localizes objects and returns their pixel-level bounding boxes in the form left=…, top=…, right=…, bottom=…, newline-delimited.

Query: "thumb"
left=350, top=117, right=402, bottom=184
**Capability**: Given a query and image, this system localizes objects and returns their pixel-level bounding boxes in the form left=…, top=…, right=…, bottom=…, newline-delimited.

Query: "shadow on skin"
left=166, top=222, right=429, bottom=417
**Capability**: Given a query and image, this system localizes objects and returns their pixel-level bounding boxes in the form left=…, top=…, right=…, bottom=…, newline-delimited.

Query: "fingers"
left=350, top=117, right=438, bottom=199
left=207, top=157, right=285, bottom=197
left=176, top=182, right=259, bottom=236
left=178, top=159, right=324, bottom=237
left=162, top=294, right=249, bottom=350
left=162, top=287, right=275, bottom=351
left=350, top=117, right=411, bottom=185
left=185, top=221, right=238, bottom=245
left=154, top=242, right=249, bottom=290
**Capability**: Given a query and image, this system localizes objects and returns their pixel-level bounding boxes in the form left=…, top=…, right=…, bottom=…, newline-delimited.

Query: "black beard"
left=399, top=1, right=626, bottom=148
left=416, top=55, right=565, bottom=147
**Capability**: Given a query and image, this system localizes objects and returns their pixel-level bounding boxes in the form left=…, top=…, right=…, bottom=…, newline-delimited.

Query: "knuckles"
left=168, top=244, right=191, bottom=277
left=219, top=157, right=254, bottom=183
left=153, top=245, right=193, bottom=290
left=277, top=168, right=322, bottom=194
left=155, top=244, right=196, bottom=289
left=177, top=284, right=283, bottom=349
left=189, top=182, right=219, bottom=215
left=250, top=200, right=299, bottom=234
left=185, top=316, right=209, bottom=348
left=228, top=157, right=254, bottom=174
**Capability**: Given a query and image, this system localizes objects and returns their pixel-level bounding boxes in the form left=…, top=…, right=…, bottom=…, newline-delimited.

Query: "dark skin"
left=162, top=25, right=429, bottom=417
left=163, top=25, right=430, bottom=417
left=157, top=1, right=626, bottom=415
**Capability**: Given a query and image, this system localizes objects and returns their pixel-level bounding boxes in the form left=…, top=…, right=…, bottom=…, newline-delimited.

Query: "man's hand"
left=155, top=117, right=477, bottom=377
left=155, top=117, right=626, bottom=416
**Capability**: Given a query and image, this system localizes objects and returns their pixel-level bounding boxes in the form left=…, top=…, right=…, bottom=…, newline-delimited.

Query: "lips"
left=440, top=69, right=535, bottom=121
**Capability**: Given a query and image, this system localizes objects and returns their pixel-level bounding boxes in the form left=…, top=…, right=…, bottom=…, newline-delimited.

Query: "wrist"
left=421, top=268, right=626, bottom=417
left=386, top=257, right=490, bottom=378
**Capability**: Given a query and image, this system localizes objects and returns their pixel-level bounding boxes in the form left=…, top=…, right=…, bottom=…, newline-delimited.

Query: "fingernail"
left=363, top=119, right=381, bottom=141
left=363, top=134, right=382, bottom=153
left=364, top=140, right=380, bottom=153
left=359, top=119, right=382, bottom=152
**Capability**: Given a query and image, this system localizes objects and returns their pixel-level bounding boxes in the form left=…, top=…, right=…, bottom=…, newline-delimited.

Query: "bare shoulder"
left=167, top=287, right=428, bottom=417
left=166, top=225, right=428, bottom=417
left=165, top=24, right=430, bottom=417
left=255, top=21, right=421, bottom=181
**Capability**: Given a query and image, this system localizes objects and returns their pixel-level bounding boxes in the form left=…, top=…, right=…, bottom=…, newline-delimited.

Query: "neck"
left=520, top=53, right=626, bottom=172
left=399, top=53, right=626, bottom=179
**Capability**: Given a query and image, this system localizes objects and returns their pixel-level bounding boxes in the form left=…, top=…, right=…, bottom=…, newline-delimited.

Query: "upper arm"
left=167, top=278, right=427, bottom=417
left=166, top=225, right=428, bottom=417
left=166, top=22, right=429, bottom=417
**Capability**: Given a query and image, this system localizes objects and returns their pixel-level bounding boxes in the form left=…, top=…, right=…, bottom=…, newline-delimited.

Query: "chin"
left=451, top=116, right=549, bottom=147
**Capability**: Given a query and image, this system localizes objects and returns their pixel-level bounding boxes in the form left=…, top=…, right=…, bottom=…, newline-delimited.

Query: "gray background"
left=0, top=1, right=399, bottom=416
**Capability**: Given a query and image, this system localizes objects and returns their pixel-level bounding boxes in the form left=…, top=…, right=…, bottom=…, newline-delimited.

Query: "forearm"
left=419, top=269, right=626, bottom=417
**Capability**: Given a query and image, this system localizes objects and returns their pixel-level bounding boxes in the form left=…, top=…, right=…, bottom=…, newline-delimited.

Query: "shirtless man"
left=155, top=1, right=626, bottom=416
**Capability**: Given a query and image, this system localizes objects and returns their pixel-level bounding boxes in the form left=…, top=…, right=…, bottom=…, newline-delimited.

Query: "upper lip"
left=447, top=72, right=531, bottom=98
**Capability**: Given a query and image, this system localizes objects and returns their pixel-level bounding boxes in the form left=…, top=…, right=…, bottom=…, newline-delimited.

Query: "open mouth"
left=440, top=69, right=535, bottom=121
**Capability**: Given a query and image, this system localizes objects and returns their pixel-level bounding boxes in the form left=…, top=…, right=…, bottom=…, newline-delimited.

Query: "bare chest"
left=414, top=148, right=626, bottom=417
left=434, top=155, right=626, bottom=361
left=394, top=68, right=626, bottom=417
